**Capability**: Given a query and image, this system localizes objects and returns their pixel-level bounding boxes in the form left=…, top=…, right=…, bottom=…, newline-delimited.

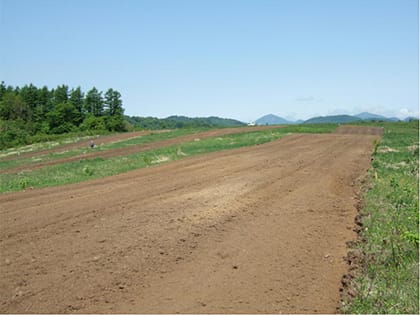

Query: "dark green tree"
left=84, top=87, right=103, bottom=116
left=53, top=84, right=69, bottom=106
left=0, top=119, right=30, bottom=149
left=103, top=88, right=125, bottom=131
left=0, top=82, right=127, bottom=149
left=0, top=92, right=31, bottom=121
left=0, top=81, right=6, bottom=100
left=69, top=87, right=84, bottom=118
left=80, top=114, right=106, bottom=131
left=35, top=86, right=53, bottom=118
left=104, top=88, right=124, bottom=116
left=20, top=84, right=39, bottom=112
left=47, top=102, right=82, bottom=133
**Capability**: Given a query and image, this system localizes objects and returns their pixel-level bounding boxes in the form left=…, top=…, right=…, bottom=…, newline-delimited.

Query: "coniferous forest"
left=0, top=82, right=126, bottom=149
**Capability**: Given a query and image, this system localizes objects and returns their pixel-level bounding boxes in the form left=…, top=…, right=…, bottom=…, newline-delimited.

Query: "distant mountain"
left=125, top=115, right=246, bottom=129
left=166, top=115, right=245, bottom=127
left=355, top=112, right=401, bottom=122
left=303, top=115, right=362, bottom=124
left=404, top=116, right=419, bottom=122
left=255, top=114, right=295, bottom=125
left=355, top=112, right=388, bottom=120
left=254, top=112, right=417, bottom=125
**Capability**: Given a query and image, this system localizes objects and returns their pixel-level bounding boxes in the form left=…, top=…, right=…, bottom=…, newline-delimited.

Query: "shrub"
left=80, top=115, right=107, bottom=131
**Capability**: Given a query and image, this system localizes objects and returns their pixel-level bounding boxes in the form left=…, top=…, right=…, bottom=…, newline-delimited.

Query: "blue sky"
left=0, top=0, right=418, bottom=122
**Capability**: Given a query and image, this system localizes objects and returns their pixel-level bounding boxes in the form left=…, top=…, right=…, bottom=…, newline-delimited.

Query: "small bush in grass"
left=82, top=166, right=94, bottom=176
left=143, top=156, right=152, bottom=166
left=19, top=177, right=29, bottom=189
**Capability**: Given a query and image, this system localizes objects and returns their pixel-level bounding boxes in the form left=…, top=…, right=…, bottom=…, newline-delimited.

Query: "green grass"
left=0, top=129, right=121, bottom=159
left=342, top=121, right=419, bottom=314
left=0, top=124, right=337, bottom=193
left=0, top=128, right=205, bottom=171
left=100, top=128, right=205, bottom=149
left=0, top=124, right=335, bottom=173
left=0, top=135, right=95, bottom=160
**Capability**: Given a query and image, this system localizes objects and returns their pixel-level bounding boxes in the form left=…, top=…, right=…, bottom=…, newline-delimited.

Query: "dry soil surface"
left=0, top=130, right=380, bottom=313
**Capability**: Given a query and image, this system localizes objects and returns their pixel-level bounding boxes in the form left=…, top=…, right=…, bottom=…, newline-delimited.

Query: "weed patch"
left=341, top=121, right=419, bottom=314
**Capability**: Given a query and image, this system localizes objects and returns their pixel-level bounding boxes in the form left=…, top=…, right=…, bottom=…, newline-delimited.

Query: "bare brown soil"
left=0, top=129, right=380, bottom=313
left=1, top=125, right=281, bottom=174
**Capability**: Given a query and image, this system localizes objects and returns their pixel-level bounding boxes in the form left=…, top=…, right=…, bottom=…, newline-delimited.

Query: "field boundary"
left=339, top=121, right=419, bottom=314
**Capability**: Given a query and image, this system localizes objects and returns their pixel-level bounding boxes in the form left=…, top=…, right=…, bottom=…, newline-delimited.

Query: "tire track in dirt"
left=1, top=125, right=281, bottom=174
left=0, top=130, right=380, bottom=313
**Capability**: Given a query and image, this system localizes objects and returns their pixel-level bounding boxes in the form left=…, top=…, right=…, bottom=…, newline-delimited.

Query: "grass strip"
left=0, top=125, right=334, bottom=172
left=0, top=128, right=204, bottom=171
left=0, top=135, right=95, bottom=160
left=341, top=121, right=419, bottom=314
left=0, top=124, right=337, bottom=193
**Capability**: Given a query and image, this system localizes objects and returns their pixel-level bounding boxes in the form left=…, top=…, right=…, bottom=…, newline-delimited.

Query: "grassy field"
left=341, top=121, right=419, bottom=314
left=0, top=134, right=96, bottom=160
left=0, top=128, right=204, bottom=171
left=0, top=124, right=336, bottom=193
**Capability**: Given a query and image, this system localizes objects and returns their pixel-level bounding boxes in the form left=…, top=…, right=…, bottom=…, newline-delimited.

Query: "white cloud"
left=397, top=108, right=419, bottom=119
left=351, top=106, right=419, bottom=119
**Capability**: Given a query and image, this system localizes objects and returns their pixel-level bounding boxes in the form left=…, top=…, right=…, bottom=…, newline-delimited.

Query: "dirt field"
left=1, top=125, right=281, bottom=174
left=0, top=129, right=380, bottom=313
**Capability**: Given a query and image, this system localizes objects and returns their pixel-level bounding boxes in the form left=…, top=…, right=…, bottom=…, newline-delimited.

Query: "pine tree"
left=84, top=87, right=104, bottom=117
left=104, top=88, right=124, bottom=117
left=0, top=81, right=6, bottom=100
left=69, top=87, right=85, bottom=117
left=20, top=84, right=39, bottom=113
left=33, top=86, right=53, bottom=123
left=53, top=84, right=69, bottom=106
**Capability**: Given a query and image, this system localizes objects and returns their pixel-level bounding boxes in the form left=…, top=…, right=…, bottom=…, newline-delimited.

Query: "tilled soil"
left=0, top=130, right=379, bottom=313
left=1, top=125, right=281, bottom=174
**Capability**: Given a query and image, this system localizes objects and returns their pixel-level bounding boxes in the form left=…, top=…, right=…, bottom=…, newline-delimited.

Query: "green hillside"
left=255, top=114, right=294, bottom=125
left=304, top=114, right=362, bottom=124
left=125, top=115, right=246, bottom=129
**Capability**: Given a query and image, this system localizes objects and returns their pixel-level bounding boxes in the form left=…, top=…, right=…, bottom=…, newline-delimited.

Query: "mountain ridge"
left=254, top=112, right=418, bottom=125
left=303, top=114, right=362, bottom=124
left=254, top=114, right=295, bottom=125
left=125, top=115, right=246, bottom=129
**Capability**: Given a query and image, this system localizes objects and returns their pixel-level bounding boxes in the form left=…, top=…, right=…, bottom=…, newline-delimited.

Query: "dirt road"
left=0, top=131, right=379, bottom=313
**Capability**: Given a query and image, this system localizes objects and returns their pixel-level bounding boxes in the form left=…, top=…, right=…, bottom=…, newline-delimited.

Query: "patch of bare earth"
left=0, top=129, right=380, bottom=313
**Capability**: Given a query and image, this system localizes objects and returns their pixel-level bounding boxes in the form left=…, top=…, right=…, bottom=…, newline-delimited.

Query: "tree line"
left=125, top=115, right=245, bottom=130
left=0, top=82, right=126, bottom=148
